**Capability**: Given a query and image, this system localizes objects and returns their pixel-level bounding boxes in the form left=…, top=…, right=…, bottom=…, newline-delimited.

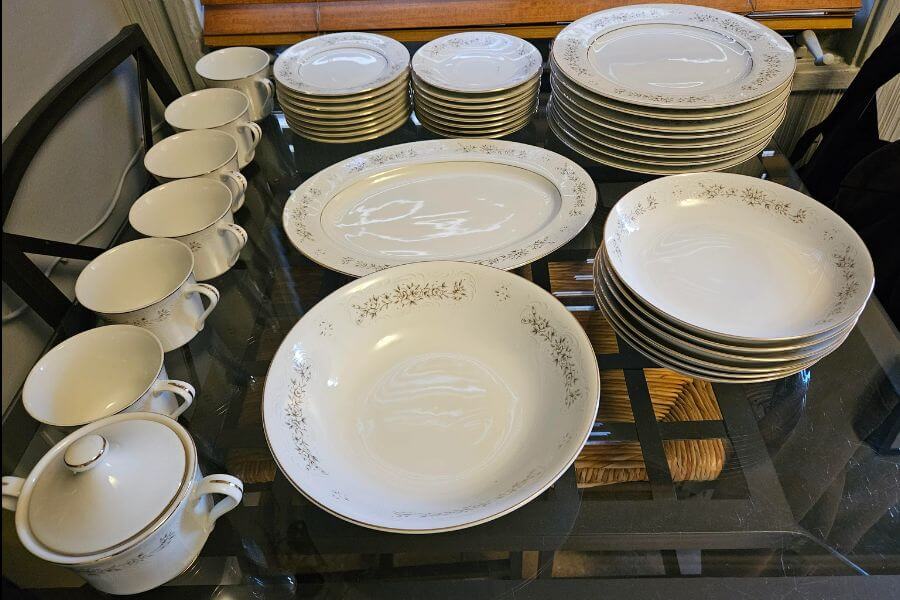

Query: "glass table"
left=3, top=93, right=899, bottom=600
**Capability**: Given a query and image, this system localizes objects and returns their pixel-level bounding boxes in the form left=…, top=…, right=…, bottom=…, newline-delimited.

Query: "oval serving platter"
left=283, top=140, right=597, bottom=277
left=263, top=260, right=601, bottom=532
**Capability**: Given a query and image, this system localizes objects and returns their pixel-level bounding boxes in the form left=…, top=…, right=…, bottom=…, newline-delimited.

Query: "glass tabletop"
left=3, top=90, right=899, bottom=600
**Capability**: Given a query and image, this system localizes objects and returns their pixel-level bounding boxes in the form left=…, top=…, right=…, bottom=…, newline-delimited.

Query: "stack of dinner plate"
left=411, top=32, right=542, bottom=138
left=594, top=173, right=874, bottom=383
left=274, top=32, right=411, bottom=143
left=548, top=5, right=796, bottom=174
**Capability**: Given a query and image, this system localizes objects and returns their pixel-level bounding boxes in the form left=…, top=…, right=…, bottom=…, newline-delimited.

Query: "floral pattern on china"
left=551, top=4, right=795, bottom=108
left=282, top=139, right=597, bottom=277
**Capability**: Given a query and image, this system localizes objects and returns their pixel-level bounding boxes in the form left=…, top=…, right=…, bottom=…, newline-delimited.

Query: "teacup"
left=144, top=129, right=247, bottom=212
left=74, top=238, right=219, bottom=352
left=195, top=47, right=273, bottom=121
left=129, top=179, right=248, bottom=281
left=24, top=325, right=194, bottom=427
left=165, top=88, right=262, bottom=168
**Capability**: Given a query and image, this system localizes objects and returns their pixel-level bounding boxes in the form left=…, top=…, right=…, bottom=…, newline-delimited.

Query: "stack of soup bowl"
left=0, top=46, right=290, bottom=595
left=274, top=32, right=412, bottom=143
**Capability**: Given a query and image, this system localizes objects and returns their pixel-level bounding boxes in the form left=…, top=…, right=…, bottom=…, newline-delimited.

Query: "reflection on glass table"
left=2, top=97, right=898, bottom=600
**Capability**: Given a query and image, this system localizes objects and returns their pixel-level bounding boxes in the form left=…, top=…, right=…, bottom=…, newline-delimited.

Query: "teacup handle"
left=238, top=122, right=262, bottom=150
left=183, top=283, right=219, bottom=331
left=256, top=78, right=274, bottom=106
left=196, top=474, right=243, bottom=528
left=151, top=379, right=195, bottom=418
left=221, top=171, right=247, bottom=212
left=217, top=222, right=248, bottom=266
left=2, top=476, right=24, bottom=512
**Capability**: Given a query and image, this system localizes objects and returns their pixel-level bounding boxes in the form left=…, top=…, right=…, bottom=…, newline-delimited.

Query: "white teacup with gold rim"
left=24, top=325, right=194, bottom=427
left=129, top=179, right=248, bottom=281
left=144, top=129, right=247, bottom=211
left=195, top=47, right=274, bottom=121
left=165, top=88, right=262, bottom=168
left=75, top=238, right=219, bottom=352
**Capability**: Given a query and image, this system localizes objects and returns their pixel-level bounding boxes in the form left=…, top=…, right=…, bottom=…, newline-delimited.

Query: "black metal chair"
left=2, top=24, right=181, bottom=329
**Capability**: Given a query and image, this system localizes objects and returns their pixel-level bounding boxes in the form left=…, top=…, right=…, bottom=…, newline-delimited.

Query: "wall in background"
left=1, top=0, right=149, bottom=413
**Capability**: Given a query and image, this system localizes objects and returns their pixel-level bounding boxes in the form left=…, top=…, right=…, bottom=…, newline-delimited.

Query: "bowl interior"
left=264, top=262, right=598, bottom=531
left=24, top=326, right=162, bottom=426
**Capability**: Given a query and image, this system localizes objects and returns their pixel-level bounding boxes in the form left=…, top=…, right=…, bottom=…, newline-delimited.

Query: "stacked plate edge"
left=594, top=173, right=874, bottom=383
left=548, top=4, right=796, bottom=174
left=274, top=32, right=411, bottom=143
left=411, top=32, right=542, bottom=138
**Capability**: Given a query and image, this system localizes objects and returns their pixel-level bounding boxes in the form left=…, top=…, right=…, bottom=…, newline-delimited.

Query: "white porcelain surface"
left=144, top=130, right=247, bottom=211
left=165, top=88, right=262, bottom=168
left=2, top=413, right=242, bottom=595
left=23, top=325, right=194, bottom=427
left=130, top=179, right=248, bottom=281
left=196, top=47, right=273, bottom=120
left=283, top=140, right=595, bottom=276
left=551, top=4, right=794, bottom=108
left=412, top=32, right=541, bottom=93
left=75, top=238, right=220, bottom=352
left=603, top=173, right=874, bottom=340
left=275, top=32, right=409, bottom=96
left=263, top=261, right=600, bottom=532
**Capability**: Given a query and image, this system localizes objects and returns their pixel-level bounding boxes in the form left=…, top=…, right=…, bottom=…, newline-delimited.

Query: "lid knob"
left=64, top=434, right=108, bottom=474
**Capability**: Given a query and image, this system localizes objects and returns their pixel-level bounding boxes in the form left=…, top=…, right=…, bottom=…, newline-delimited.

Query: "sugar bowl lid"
left=22, top=412, right=193, bottom=557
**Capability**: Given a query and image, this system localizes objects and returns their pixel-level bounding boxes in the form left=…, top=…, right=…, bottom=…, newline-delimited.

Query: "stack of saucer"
left=548, top=5, right=795, bottom=174
left=411, top=32, right=542, bottom=138
left=594, top=173, right=873, bottom=383
left=274, top=32, right=411, bottom=143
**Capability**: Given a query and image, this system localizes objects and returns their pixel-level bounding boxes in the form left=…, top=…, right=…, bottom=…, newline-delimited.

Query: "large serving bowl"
left=263, top=261, right=600, bottom=533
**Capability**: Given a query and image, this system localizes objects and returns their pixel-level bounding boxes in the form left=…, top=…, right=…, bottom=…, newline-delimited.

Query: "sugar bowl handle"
left=196, top=474, right=243, bottom=529
left=2, top=476, right=24, bottom=512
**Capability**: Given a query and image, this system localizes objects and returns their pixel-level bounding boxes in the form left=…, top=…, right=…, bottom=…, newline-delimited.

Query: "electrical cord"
left=2, top=123, right=163, bottom=324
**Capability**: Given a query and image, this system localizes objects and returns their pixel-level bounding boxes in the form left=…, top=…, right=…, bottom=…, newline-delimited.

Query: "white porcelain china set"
left=548, top=5, right=796, bottom=173
left=274, top=32, right=412, bottom=142
left=2, top=412, right=243, bottom=595
left=412, top=32, right=542, bottom=138
left=195, top=46, right=274, bottom=120
left=595, top=173, right=874, bottom=382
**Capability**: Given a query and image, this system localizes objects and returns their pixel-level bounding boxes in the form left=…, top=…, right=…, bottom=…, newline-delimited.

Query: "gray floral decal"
left=351, top=277, right=474, bottom=324
left=127, top=306, right=172, bottom=327
left=521, top=304, right=583, bottom=408
left=285, top=355, right=325, bottom=474
left=78, top=532, right=176, bottom=576
left=392, top=469, right=541, bottom=518
left=819, top=246, right=861, bottom=322
left=608, top=195, right=660, bottom=259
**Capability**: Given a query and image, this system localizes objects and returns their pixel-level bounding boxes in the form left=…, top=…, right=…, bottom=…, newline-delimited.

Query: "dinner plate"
left=549, top=60, right=792, bottom=120
left=550, top=98, right=784, bottom=159
left=283, top=139, right=595, bottom=276
left=548, top=114, right=770, bottom=175
left=412, top=32, right=542, bottom=93
left=551, top=4, right=795, bottom=109
left=550, top=76, right=791, bottom=133
left=594, top=249, right=854, bottom=365
left=275, top=32, right=410, bottom=96
left=598, top=245, right=858, bottom=353
left=549, top=105, right=772, bottom=167
left=263, top=260, right=600, bottom=532
left=603, top=173, right=874, bottom=341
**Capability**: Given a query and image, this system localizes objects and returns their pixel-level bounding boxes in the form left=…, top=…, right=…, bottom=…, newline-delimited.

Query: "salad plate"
left=283, top=140, right=595, bottom=276
left=263, top=260, right=600, bottom=532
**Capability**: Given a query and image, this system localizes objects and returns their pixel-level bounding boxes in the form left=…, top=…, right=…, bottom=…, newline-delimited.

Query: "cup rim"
left=165, top=88, right=251, bottom=130
left=129, top=179, right=234, bottom=238
left=195, top=47, right=270, bottom=82
left=23, top=325, right=165, bottom=427
left=144, top=130, right=238, bottom=179
left=75, top=238, right=196, bottom=315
